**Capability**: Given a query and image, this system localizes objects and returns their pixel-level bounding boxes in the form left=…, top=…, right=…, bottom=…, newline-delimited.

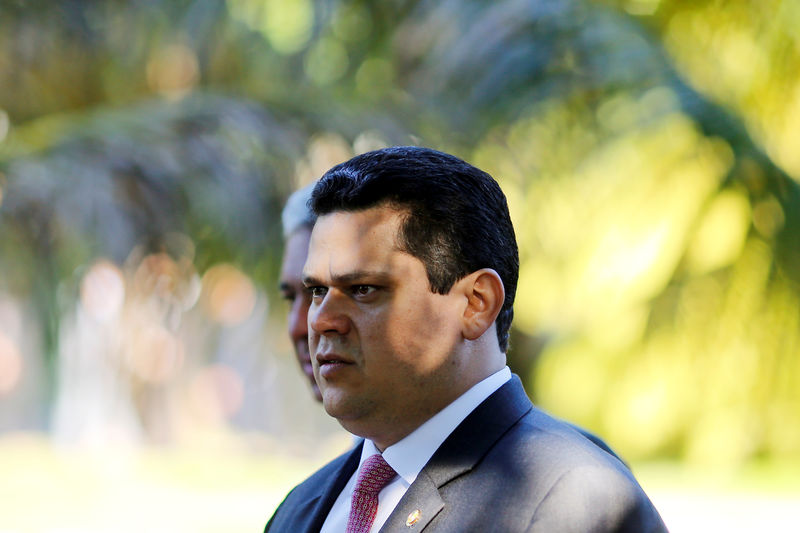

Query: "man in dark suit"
left=266, top=146, right=667, bottom=532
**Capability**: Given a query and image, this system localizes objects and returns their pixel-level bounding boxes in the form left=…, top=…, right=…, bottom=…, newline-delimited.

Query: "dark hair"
left=310, top=146, right=518, bottom=352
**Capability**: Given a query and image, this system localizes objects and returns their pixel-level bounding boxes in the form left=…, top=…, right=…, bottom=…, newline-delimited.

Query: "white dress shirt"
left=320, top=366, right=511, bottom=533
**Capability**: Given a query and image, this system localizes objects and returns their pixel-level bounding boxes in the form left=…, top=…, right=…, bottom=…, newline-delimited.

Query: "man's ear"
left=460, top=268, right=505, bottom=341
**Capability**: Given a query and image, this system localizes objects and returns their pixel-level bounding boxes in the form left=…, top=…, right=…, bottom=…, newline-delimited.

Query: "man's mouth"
left=316, top=353, right=354, bottom=378
left=316, top=352, right=352, bottom=365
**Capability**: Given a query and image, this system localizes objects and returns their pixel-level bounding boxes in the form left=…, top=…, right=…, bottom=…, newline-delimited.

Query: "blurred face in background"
left=279, top=225, right=321, bottom=401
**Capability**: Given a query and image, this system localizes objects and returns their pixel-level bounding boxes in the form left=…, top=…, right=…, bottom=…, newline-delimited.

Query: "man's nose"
left=309, top=290, right=351, bottom=336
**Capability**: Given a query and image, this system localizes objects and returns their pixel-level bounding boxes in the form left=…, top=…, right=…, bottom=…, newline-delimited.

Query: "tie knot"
left=354, top=454, right=396, bottom=495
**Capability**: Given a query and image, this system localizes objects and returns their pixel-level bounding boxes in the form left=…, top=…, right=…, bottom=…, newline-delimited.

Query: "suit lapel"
left=301, top=441, right=363, bottom=533
left=379, top=376, right=532, bottom=532
left=380, top=470, right=444, bottom=532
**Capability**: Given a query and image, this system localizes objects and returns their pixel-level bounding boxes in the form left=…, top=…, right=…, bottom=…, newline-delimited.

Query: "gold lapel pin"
left=406, top=509, right=421, bottom=527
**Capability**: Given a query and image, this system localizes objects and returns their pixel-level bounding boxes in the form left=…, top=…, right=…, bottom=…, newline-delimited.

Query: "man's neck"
left=358, top=364, right=509, bottom=452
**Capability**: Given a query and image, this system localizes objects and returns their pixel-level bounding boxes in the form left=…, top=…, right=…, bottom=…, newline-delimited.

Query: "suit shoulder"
left=483, top=407, right=644, bottom=503
left=282, top=446, right=356, bottom=499
left=511, top=407, right=627, bottom=467
left=265, top=444, right=360, bottom=532
left=528, top=464, right=667, bottom=532
left=501, top=409, right=667, bottom=531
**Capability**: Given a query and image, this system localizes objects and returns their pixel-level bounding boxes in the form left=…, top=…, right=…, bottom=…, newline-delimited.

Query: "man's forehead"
left=309, top=208, right=404, bottom=248
left=303, top=208, right=415, bottom=282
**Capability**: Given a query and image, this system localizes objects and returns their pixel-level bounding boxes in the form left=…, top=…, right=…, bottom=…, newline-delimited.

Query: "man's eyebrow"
left=302, top=275, right=321, bottom=287
left=303, top=270, right=390, bottom=287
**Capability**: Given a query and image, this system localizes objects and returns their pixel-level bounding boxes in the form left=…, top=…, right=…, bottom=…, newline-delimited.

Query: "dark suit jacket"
left=266, top=375, right=668, bottom=532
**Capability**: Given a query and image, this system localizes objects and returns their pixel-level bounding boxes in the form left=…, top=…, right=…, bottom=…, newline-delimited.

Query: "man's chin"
left=320, top=389, right=356, bottom=420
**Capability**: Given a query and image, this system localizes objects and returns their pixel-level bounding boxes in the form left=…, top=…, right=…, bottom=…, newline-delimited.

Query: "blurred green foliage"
left=1, top=0, right=799, bottom=467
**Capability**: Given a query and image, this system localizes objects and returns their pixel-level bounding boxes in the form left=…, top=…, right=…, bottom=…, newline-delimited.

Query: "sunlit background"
left=1, top=1, right=799, bottom=531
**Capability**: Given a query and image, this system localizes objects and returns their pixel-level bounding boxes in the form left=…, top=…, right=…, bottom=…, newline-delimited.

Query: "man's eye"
left=352, top=285, right=376, bottom=297
left=280, top=291, right=295, bottom=303
left=309, top=286, right=328, bottom=298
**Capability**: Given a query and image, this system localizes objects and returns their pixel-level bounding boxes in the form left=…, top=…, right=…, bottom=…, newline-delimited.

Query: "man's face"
left=304, top=205, right=467, bottom=449
left=279, top=226, right=321, bottom=401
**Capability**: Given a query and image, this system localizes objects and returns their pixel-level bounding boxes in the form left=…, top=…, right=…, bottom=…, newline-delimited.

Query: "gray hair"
left=281, top=182, right=317, bottom=239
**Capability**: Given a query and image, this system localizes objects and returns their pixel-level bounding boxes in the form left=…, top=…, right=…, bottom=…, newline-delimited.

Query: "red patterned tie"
left=346, top=454, right=397, bottom=533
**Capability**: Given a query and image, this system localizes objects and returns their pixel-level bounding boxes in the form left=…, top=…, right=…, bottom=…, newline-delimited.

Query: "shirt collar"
left=359, top=366, right=511, bottom=486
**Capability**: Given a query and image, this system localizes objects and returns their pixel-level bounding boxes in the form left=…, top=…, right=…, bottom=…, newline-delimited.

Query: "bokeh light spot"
left=133, top=253, right=181, bottom=301
left=686, top=189, right=751, bottom=274
left=229, top=0, right=313, bottom=54
left=332, top=4, right=371, bottom=43
left=355, top=57, right=394, bottom=96
left=353, top=130, right=389, bottom=155
left=80, top=260, right=125, bottom=323
left=264, top=0, right=313, bottom=54
left=294, top=133, right=353, bottom=187
left=146, top=43, right=199, bottom=98
left=126, top=325, right=185, bottom=383
left=624, top=0, right=661, bottom=16
left=304, top=37, right=349, bottom=86
left=201, top=264, right=257, bottom=325
left=187, top=365, right=244, bottom=422
left=0, top=108, right=9, bottom=143
left=0, top=331, right=22, bottom=394
left=752, top=196, right=785, bottom=238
